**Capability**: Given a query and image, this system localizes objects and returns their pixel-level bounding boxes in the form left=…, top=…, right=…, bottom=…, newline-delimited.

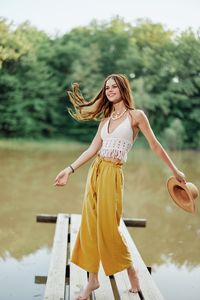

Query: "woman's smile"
left=105, top=78, right=122, bottom=102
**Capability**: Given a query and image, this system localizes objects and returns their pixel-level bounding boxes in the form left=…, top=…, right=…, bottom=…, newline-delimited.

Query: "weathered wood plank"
left=119, top=220, right=165, bottom=300
left=69, top=214, right=88, bottom=300
left=93, top=263, right=115, bottom=300
left=36, top=214, right=63, bottom=223
left=37, top=214, right=57, bottom=223
left=37, top=214, right=146, bottom=227
left=114, top=270, right=140, bottom=300
left=44, top=214, right=69, bottom=300
left=36, top=213, right=163, bottom=300
left=35, top=276, right=47, bottom=284
left=123, top=218, right=146, bottom=228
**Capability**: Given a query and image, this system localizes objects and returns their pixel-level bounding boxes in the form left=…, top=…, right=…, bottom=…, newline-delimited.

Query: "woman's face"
left=105, top=78, right=122, bottom=103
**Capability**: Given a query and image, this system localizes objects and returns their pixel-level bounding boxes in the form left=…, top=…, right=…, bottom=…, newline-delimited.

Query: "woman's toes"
left=129, top=287, right=139, bottom=293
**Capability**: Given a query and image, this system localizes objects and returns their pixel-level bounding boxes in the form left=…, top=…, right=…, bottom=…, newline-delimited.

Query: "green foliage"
left=163, top=118, right=186, bottom=150
left=0, top=18, right=30, bottom=68
left=0, top=17, right=199, bottom=148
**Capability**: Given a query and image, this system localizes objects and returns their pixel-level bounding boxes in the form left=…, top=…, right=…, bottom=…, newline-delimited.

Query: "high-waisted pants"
left=70, top=155, right=133, bottom=276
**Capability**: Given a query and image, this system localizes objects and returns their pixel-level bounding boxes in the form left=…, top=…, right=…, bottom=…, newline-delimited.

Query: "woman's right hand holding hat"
left=173, top=168, right=186, bottom=184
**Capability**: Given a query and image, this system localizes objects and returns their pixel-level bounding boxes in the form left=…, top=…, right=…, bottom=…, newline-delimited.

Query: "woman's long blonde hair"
left=67, top=74, right=135, bottom=121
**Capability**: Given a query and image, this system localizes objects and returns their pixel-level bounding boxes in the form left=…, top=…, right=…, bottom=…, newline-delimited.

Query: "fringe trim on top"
left=98, top=138, right=132, bottom=162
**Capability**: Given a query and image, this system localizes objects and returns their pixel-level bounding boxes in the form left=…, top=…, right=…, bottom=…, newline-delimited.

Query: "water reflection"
left=0, top=141, right=199, bottom=300
left=124, top=149, right=200, bottom=269
left=152, top=262, right=200, bottom=300
left=0, top=248, right=50, bottom=300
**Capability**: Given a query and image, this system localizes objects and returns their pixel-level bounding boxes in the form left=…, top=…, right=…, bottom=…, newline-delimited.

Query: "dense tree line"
left=0, top=17, right=200, bottom=149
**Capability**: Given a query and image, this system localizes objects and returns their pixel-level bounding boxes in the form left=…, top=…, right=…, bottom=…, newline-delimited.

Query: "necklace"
left=111, top=108, right=127, bottom=120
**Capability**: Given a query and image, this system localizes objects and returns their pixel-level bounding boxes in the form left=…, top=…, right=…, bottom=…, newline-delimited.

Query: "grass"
left=0, top=134, right=150, bottom=150
left=0, top=137, right=87, bottom=152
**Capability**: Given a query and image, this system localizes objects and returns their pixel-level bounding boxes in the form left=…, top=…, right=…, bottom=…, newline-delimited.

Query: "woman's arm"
left=54, top=120, right=105, bottom=186
left=133, top=110, right=186, bottom=183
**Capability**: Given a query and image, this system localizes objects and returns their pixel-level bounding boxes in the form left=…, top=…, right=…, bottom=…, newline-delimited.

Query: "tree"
left=0, top=17, right=199, bottom=148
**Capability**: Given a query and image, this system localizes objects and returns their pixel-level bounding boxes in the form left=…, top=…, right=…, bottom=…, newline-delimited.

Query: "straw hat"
left=166, top=176, right=199, bottom=213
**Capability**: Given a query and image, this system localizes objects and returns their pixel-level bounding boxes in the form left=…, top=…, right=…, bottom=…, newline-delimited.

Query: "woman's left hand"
left=173, top=169, right=186, bottom=184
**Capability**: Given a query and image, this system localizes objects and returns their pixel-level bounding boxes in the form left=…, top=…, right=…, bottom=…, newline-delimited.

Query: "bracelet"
left=69, top=165, right=75, bottom=173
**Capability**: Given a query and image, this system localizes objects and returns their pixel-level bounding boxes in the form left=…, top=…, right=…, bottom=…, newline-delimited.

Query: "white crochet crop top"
left=98, top=116, right=134, bottom=162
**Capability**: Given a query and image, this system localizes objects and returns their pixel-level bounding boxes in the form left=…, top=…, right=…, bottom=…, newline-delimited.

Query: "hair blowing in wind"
left=67, top=74, right=135, bottom=121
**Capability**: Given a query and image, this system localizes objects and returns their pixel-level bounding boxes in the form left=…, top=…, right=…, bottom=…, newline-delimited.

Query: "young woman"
left=54, top=74, right=186, bottom=300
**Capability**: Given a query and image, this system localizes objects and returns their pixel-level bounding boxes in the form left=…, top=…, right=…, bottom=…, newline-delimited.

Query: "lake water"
left=0, top=140, right=199, bottom=300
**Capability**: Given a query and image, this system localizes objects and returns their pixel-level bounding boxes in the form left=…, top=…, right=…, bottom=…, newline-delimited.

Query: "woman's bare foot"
left=76, top=272, right=100, bottom=300
left=127, top=266, right=141, bottom=293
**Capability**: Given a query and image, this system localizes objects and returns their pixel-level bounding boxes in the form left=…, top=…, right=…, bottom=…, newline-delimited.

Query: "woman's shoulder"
left=129, top=109, right=147, bottom=125
left=129, top=108, right=145, bottom=117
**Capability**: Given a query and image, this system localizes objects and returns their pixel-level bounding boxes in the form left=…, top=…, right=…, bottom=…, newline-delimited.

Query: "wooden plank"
left=119, top=220, right=165, bottom=300
left=36, top=212, right=163, bottom=300
left=35, top=275, right=68, bottom=285
left=114, top=270, right=140, bottom=300
left=123, top=218, right=146, bottom=228
left=44, top=214, right=69, bottom=300
left=36, top=214, right=58, bottom=223
left=93, top=263, right=115, bottom=300
left=36, top=214, right=146, bottom=227
left=35, top=276, right=47, bottom=284
left=69, top=214, right=88, bottom=300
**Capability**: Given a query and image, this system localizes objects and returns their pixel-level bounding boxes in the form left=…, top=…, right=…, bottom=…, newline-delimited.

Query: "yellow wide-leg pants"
left=70, top=155, right=133, bottom=276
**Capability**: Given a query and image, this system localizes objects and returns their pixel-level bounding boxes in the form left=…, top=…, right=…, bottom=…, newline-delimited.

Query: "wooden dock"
left=35, top=213, right=164, bottom=300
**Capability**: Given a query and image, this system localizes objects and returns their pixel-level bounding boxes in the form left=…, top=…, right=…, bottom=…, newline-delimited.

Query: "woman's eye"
left=105, top=85, right=117, bottom=90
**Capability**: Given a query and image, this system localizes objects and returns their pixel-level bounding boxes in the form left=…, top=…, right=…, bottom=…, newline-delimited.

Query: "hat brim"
left=166, top=176, right=195, bottom=213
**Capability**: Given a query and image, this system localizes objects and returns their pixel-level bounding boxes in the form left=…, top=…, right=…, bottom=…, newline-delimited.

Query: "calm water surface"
left=0, top=140, right=199, bottom=300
